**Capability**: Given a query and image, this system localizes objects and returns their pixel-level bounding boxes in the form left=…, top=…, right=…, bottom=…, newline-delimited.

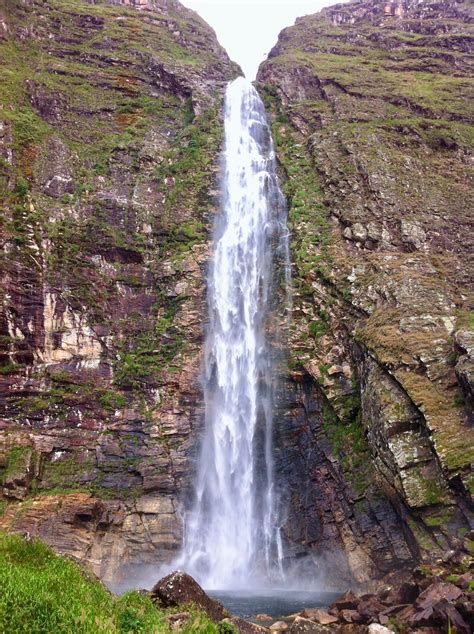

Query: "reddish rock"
left=357, top=595, right=386, bottom=621
left=340, top=609, right=364, bottom=624
left=382, top=581, right=419, bottom=606
left=330, top=591, right=360, bottom=612
left=416, top=582, right=463, bottom=608
left=301, top=609, right=339, bottom=625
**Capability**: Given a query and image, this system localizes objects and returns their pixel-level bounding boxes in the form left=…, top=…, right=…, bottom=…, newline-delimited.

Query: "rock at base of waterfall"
left=289, top=616, right=332, bottom=633
left=223, top=616, right=270, bottom=633
left=150, top=570, right=229, bottom=622
left=255, top=613, right=273, bottom=621
left=329, top=591, right=360, bottom=612
left=301, top=609, right=339, bottom=625
left=367, top=625, right=394, bottom=634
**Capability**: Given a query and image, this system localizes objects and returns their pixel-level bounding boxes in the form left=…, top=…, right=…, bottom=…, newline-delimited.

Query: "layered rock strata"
left=258, top=0, right=474, bottom=585
left=0, top=0, right=239, bottom=582
left=1, top=0, right=473, bottom=590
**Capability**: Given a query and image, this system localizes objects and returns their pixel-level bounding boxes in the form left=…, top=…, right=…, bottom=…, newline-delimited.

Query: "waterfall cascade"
left=178, top=77, right=290, bottom=590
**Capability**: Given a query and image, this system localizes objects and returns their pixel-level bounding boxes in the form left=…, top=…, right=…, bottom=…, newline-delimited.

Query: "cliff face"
left=258, top=0, right=473, bottom=585
left=0, top=0, right=239, bottom=583
left=1, top=0, right=473, bottom=591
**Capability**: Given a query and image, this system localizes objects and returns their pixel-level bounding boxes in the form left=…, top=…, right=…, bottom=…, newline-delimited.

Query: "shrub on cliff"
left=0, top=533, right=223, bottom=632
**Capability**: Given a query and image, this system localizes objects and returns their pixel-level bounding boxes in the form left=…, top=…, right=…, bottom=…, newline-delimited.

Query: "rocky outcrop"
left=284, top=535, right=474, bottom=632
left=150, top=570, right=230, bottom=622
left=0, top=0, right=239, bottom=582
left=258, top=0, right=473, bottom=585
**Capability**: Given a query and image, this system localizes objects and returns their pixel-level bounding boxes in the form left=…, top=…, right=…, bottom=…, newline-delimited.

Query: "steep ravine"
left=0, top=0, right=472, bottom=592
left=258, top=0, right=473, bottom=586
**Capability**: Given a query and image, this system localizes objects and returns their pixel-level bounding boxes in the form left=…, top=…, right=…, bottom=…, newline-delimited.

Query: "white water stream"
left=178, top=77, right=290, bottom=590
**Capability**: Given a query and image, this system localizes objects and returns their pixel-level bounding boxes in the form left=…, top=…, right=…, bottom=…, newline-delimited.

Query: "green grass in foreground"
left=0, top=532, right=232, bottom=633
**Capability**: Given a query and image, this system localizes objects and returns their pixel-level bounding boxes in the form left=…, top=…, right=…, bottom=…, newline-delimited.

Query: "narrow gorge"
left=0, top=0, right=473, bottom=617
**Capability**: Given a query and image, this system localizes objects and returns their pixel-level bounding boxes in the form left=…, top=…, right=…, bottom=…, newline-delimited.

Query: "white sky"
left=181, top=0, right=348, bottom=80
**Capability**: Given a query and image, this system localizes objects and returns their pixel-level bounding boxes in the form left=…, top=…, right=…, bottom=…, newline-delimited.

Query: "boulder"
left=408, top=583, right=469, bottom=632
left=255, top=614, right=273, bottom=621
left=270, top=622, right=289, bottom=632
left=352, top=222, right=368, bottom=242
left=301, top=609, right=339, bottom=625
left=357, top=595, right=386, bottom=621
left=223, top=616, right=270, bottom=633
left=290, top=616, right=332, bottom=633
left=416, top=582, right=462, bottom=608
left=150, top=570, right=229, bottom=622
left=340, top=609, right=363, bottom=624
left=329, top=591, right=359, bottom=612
left=367, top=626, right=393, bottom=634
left=411, top=599, right=469, bottom=632
left=383, top=581, right=419, bottom=606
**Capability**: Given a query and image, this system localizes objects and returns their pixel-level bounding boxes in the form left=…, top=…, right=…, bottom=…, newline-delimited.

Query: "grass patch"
left=0, top=532, right=232, bottom=632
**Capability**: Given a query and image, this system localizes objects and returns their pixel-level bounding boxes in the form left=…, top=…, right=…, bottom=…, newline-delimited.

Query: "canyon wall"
left=0, top=0, right=472, bottom=589
left=0, top=0, right=239, bottom=583
left=258, top=0, right=473, bottom=586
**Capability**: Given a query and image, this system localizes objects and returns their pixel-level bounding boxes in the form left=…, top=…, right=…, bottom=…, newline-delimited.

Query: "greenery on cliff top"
left=0, top=532, right=228, bottom=633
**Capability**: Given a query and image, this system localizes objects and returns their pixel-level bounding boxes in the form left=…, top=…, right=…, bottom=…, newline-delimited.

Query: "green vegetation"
left=260, top=84, right=333, bottom=292
left=0, top=532, right=230, bottom=633
left=113, top=301, right=186, bottom=391
left=0, top=362, right=25, bottom=375
left=321, top=392, right=371, bottom=495
left=155, top=105, right=223, bottom=229
left=3, top=446, right=34, bottom=481
left=11, top=379, right=130, bottom=419
left=39, top=456, right=93, bottom=493
left=0, top=0, right=228, bottom=412
left=424, top=508, right=453, bottom=528
left=99, top=390, right=127, bottom=411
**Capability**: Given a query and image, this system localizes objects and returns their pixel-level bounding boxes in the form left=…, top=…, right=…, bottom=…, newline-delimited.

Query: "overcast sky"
left=181, top=0, right=348, bottom=80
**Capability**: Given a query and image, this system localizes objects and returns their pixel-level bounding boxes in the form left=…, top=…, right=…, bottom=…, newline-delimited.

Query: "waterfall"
left=178, top=76, right=290, bottom=590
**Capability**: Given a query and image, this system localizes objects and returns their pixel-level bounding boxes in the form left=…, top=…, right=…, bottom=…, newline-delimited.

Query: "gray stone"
left=352, top=222, right=368, bottom=241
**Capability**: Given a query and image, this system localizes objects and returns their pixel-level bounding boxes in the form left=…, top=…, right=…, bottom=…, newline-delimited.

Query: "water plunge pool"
left=209, top=589, right=340, bottom=620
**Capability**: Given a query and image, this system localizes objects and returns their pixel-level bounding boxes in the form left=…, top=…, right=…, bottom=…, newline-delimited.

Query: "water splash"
left=178, top=77, right=290, bottom=590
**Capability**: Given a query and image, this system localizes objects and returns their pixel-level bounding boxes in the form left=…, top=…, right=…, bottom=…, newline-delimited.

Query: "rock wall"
left=0, top=0, right=239, bottom=583
left=258, top=0, right=473, bottom=585
left=1, top=0, right=473, bottom=591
